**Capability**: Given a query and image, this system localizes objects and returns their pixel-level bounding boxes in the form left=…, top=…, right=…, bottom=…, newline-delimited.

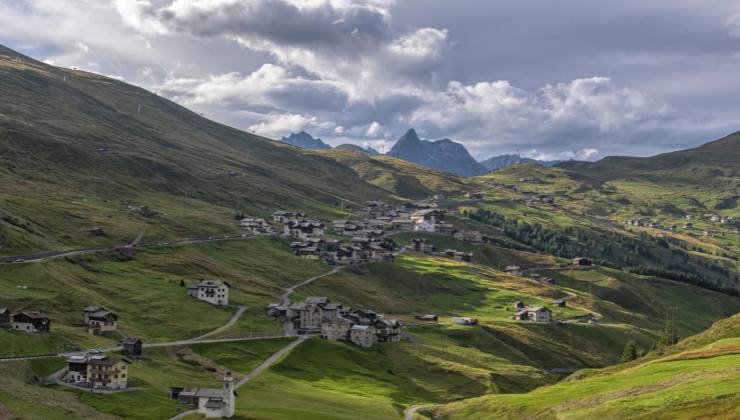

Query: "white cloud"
left=158, top=63, right=349, bottom=112
left=728, top=12, right=740, bottom=38
left=115, top=0, right=169, bottom=35
left=365, top=121, right=382, bottom=137
left=74, top=41, right=90, bottom=53
left=407, top=77, right=674, bottom=157
left=247, top=112, right=337, bottom=138
left=525, top=148, right=600, bottom=161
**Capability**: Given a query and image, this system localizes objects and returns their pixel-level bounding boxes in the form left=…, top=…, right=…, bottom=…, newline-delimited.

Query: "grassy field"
left=0, top=237, right=327, bottom=356
left=433, top=315, right=740, bottom=419
left=235, top=336, right=550, bottom=420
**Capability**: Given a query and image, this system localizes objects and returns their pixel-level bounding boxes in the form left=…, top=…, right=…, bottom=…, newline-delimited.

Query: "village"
left=0, top=194, right=575, bottom=419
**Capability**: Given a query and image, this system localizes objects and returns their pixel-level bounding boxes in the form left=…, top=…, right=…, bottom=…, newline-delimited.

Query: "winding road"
left=0, top=232, right=263, bottom=265
left=280, top=266, right=342, bottom=306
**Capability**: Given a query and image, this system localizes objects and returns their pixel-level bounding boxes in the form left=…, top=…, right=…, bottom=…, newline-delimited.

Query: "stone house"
left=515, top=306, right=552, bottom=322
left=284, top=219, right=326, bottom=240
left=272, top=211, right=306, bottom=223
left=572, top=257, right=592, bottom=266
left=321, top=316, right=353, bottom=341
left=12, top=311, right=50, bottom=333
left=504, top=265, right=522, bottom=275
left=83, top=307, right=118, bottom=335
left=411, top=209, right=445, bottom=232
left=172, top=372, right=235, bottom=418
left=390, top=218, right=413, bottom=231
left=187, top=279, right=230, bottom=306
left=373, top=319, right=402, bottom=342
left=454, top=230, right=483, bottom=244
left=350, top=325, right=377, bottom=348
left=239, top=217, right=272, bottom=233
left=87, top=357, right=128, bottom=390
left=452, top=317, right=479, bottom=326
left=528, top=307, right=552, bottom=322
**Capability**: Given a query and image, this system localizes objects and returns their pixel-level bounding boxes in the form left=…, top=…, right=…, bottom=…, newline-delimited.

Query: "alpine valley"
left=0, top=41, right=738, bottom=420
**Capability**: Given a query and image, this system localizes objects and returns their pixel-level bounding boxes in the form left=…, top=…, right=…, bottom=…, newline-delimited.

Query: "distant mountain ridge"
left=387, top=129, right=488, bottom=177
left=280, top=128, right=577, bottom=176
left=280, top=131, right=331, bottom=149
left=558, top=131, right=740, bottom=182
left=335, top=143, right=380, bottom=155
left=481, top=154, right=563, bottom=171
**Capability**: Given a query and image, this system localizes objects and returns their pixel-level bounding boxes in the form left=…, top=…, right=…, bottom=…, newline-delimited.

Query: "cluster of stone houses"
left=170, top=372, right=236, bottom=418
left=62, top=354, right=129, bottom=390
left=443, top=249, right=474, bottom=262
left=525, top=194, right=554, bottom=207
left=275, top=208, right=396, bottom=263
left=239, top=216, right=273, bottom=234
left=410, top=209, right=455, bottom=234
left=186, top=279, right=231, bottom=306
left=0, top=309, right=51, bottom=333
left=710, top=215, right=733, bottom=224
left=409, top=238, right=436, bottom=253
left=453, top=230, right=483, bottom=244
left=627, top=219, right=665, bottom=229
left=512, top=301, right=552, bottom=322
left=686, top=213, right=734, bottom=224
left=266, top=297, right=402, bottom=348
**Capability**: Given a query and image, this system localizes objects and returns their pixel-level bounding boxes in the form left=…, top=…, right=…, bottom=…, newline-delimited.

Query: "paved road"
left=0, top=233, right=262, bottom=266
left=190, top=305, right=247, bottom=341
left=280, top=266, right=342, bottom=306
left=404, top=405, right=428, bottom=420
left=0, top=262, right=334, bottom=362
left=169, top=336, right=310, bottom=420
left=235, top=336, right=308, bottom=388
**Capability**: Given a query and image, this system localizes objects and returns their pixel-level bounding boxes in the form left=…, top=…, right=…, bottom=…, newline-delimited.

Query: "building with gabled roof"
left=12, top=311, right=50, bottom=333
left=87, top=357, right=128, bottom=389
left=187, top=279, right=231, bottom=306
left=0, top=308, right=9, bottom=325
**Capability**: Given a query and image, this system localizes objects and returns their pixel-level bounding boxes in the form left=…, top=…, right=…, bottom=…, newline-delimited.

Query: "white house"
left=187, top=279, right=230, bottom=306
left=195, top=372, right=236, bottom=418
left=528, top=307, right=552, bottom=322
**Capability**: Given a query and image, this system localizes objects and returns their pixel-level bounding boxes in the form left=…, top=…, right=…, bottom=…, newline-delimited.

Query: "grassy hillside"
left=313, top=149, right=472, bottom=199
left=0, top=237, right=326, bottom=357
left=559, top=131, right=740, bottom=183
left=433, top=314, right=740, bottom=420
left=0, top=44, right=392, bottom=255
left=474, top=164, right=740, bottom=292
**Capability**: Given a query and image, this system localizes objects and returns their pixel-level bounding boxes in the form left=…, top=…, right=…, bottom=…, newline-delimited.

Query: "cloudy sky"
left=3, top=0, right=740, bottom=160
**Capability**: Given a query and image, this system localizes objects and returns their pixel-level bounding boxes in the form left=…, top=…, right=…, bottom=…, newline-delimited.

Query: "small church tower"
left=222, top=371, right=235, bottom=418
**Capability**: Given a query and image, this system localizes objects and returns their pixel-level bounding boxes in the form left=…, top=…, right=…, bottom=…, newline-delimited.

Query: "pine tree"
left=620, top=339, right=638, bottom=362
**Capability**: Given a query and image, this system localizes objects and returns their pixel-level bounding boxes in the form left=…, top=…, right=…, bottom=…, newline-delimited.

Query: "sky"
left=2, top=0, right=740, bottom=161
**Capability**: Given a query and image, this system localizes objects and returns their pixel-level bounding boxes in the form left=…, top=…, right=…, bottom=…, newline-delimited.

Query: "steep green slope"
left=0, top=44, right=390, bottom=255
left=559, top=131, right=740, bottom=182
left=313, top=149, right=472, bottom=199
left=433, top=314, right=740, bottom=420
